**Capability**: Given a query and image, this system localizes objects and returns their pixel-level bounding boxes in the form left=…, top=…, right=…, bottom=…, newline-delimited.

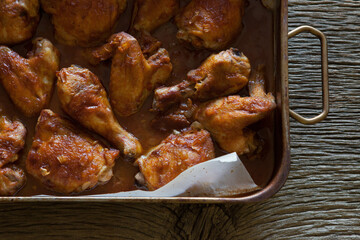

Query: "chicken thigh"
left=26, top=109, right=119, bottom=194
left=175, top=0, right=245, bottom=50
left=0, top=0, right=40, bottom=45
left=0, top=38, right=60, bottom=117
left=132, top=0, right=179, bottom=33
left=136, top=127, right=215, bottom=190
left=41, top=0, right=126, bottom=47
left=57, top=66, right=142, bottom=158
left=195, top=66, right=276, bottom=156
left=0, top=166, right=26, bottom=196
left=153, top=48, right=250, bottom=111
left=88, top=32, right=172, bottom=116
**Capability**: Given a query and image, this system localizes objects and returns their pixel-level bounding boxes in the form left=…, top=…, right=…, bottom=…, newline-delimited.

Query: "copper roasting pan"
left=0, top=0, right=329, bottom=203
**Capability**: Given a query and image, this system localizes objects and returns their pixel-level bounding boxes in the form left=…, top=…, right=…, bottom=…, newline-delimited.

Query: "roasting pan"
left=0, top=0, right=329, bottom=203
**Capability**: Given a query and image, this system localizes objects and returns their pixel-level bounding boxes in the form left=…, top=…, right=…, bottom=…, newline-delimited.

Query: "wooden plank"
left=0, top=0, right=359, bottom=239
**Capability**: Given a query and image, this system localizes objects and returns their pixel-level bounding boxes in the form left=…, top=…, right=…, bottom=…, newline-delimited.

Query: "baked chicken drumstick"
left=0, top=38, right=60, bottom=117
left=88, top=32, right=172, bottom=117
left=26, top=109, right=119, bottom=194
left=153, top=48, right=250, bottom=111
left=57, top=66, right=142, bottom=158
left=195, top=66, right=276, bottom=156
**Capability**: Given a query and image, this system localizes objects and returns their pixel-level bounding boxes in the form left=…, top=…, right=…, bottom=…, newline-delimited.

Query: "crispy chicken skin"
left=136, top=127, right=215, bottom=190
left=132, top=0, right=179, bottom=33
left=26, top=109, right=119, bottom=194
left=153, top=48, right=250, bottom=111
left=0, top=0, right=40, bottom=45
left=0, top=38, right=60, bottom=117
left=57, top=66, right=142, bottom=158
left=0, top=166, right=26, bottom=196
left=195, top=66, right=276, bottom=156
left=89, top=32, right=172, bottom=116
left=175, top=0, right=245, bottom=50
left=0, top=117, right=26, bottom=168
left=41, top=0, right=126, bottom=47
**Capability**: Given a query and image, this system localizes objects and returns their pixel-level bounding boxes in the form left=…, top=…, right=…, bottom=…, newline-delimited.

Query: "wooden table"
left=1, top=1, right=359, bottom=239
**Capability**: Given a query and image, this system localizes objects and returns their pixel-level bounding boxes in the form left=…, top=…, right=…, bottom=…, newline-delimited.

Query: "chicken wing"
left=194, top=66, right=276, bottom=156
left=0, top=38, right=60, bottom=117
left=26, top=109, right=119, bottom=194
left=153, top=48, right=250, bottom=111
left=135, top=127, right=215, bottom=190
left=0, top=0, right=40, bottom=45
left=175, top=0, right=245, bottom=50
left=0, top=166, right=26, bottom=196
left=132, top=0, right=179, bottom=33
left=0, top=116, right=26, bottom=168
left=88, top=32, right=172, bottom=116
left=41, top=0, right=126, bottom=47
left=57, top=66, right=142, bottom=158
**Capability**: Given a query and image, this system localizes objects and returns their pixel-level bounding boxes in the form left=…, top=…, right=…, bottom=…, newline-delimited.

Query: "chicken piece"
left=0, top=0, right=40, bottom=45
left=151, top=99, right=197, bottom=132
left=136, top=127, right=215, bottom=190
left=57, top=66, right=142, bottom=159
left=0, top=166, right=26, bottom=196
left=41, top=0, right=126, bottom=47
left=194, top=66, right=276, bottom=156
left=0, top=38, right=60, bottom=117
left=132, top=0, right=179, bottom=33
left=0, top=117, right=26, bottom=168
left=26, top=109, right=119, bottom=194
left=153, top=48, right=250, bottom=111
left=88, top=32, right=172, bottom=116
left=175, top=0, right=245, bottom=50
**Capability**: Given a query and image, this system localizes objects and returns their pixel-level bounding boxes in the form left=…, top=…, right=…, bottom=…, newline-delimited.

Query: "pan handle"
left=288, top=26, right=329, bottom=124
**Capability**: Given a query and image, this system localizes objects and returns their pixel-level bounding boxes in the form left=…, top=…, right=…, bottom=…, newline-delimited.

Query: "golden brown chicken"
left=88, top=32, right=172, bottom=116
left=26, top=109, right=119, bottom=194
left=57, top=65, right=142, bottom=158
left=41, top=0, right=126, bottom=47
left=0, top=116, right=26, bottom=168
left=135, top=127, right=215, bottom=190
left=175, top=0, right=245, bottom=50
left=0, top=117, right=26, bottom=196
left=195, top=66, right=276, bottom=156
left=0, top=38, right=60, bottom=117
left=153, top=48, right=250, bottom=111
left=132, top=0, right=179, bottom=33
left=0, top=166, right=26, bottom=196
left=0, top=0, right=40, bottom=45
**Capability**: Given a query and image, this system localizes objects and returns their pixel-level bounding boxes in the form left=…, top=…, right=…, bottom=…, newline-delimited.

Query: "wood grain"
left=1, top=0, right=360, bottom=239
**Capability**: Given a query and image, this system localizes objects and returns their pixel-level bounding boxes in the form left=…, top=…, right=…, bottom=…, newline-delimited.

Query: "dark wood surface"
left=1, top=1, right=359, bottom=239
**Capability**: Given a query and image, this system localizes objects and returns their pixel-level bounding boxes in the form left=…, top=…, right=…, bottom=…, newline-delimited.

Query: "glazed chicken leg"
left=57, top=66, right=142, bottom=158
left=88, top=32, right=172, bottom=116
left=0, top=38, right=60, bottom=117
left=153, top=48, right=250, bottom=111
left=0, top=0, right=40, bottom=45
left=195, top=66, right=276, bottom=156
left=175, top=0, right=245, bottom=50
